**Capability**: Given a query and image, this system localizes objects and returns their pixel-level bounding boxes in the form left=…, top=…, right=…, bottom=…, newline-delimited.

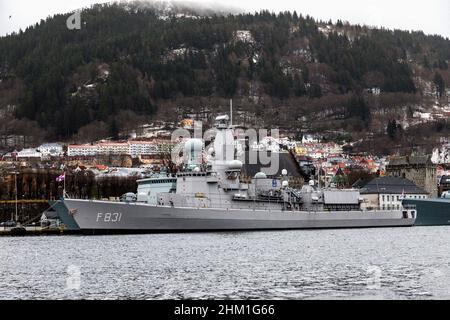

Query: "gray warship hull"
left=64, top=199, right=415, bottom=235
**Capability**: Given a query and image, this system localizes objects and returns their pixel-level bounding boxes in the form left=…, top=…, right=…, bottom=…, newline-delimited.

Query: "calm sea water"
left=1, top=227, right=450, bottom=300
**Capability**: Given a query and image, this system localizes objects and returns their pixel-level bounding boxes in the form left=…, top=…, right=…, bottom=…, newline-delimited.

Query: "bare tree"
left=76, top=120, right=109, bottom=143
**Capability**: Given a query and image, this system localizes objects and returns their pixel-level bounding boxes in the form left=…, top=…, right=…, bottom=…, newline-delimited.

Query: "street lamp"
left=13, top=168, right=19, bottom=223
left=315, top=162, right=322, bottom=189
left=6, top=167, right=19, bottom=225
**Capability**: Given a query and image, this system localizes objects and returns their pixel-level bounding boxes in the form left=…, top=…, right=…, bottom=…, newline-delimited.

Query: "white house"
left=38, top=143, right=64, bottom=157
left=302, top=134, right=320, bottom=144
left=97, top=142, right=129, bottom=156
left=17, top=148, right=42, bottom=160
left=68, top=144, right=99, bottom=157
left=68, top=140, right=171, bottom=158
left=250, top=137, right=281, bottom=153
left=359, top=176, right=428, bottom=210
left=129, top=141, right=159, bottom=158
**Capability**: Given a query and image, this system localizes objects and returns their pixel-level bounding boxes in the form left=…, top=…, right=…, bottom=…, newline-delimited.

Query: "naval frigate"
left=63, top=115, right=416, bottom=234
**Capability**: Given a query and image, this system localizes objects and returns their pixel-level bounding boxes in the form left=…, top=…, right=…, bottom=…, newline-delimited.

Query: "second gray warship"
left=63, top=115, right=416, bottom=234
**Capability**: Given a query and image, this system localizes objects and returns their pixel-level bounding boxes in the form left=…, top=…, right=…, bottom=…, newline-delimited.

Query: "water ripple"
left=1, top=227, right=450, bottom=299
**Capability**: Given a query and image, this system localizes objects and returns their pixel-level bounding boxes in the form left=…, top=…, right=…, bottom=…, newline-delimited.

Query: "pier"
left=0, top=226, right=79, bottom=237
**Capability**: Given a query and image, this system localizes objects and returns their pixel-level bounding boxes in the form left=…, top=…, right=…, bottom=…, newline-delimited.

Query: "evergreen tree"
left=308, top=84, right=322, bottom=99
left=434, top=72, right=446, bottom=98
left=293, top=74, right=307, bottom=96
left=109, top=119, right=119, bottom=140
left=387, top=119, right=397, bottom=140
left=0, top=3, right=448, bottom=139
left=347, top=94, right=371, bottom=127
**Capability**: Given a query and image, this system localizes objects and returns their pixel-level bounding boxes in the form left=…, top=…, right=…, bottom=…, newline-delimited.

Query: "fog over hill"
left=126, top=0, right=241, bottom=15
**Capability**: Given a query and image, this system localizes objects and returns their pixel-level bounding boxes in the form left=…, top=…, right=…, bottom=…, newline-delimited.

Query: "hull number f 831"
left=96, top=212, right=122, bottom=223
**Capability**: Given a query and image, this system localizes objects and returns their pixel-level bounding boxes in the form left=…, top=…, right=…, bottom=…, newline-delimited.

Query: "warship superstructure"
left=63, top=115, right=416, bottom=234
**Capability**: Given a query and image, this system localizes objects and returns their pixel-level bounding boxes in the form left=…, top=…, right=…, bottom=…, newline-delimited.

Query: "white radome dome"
left=254, top=172, right=267, bottom=179
left=282, top=169, right=288, bottom=176
left=282, top=181, right=289, bottom=188
left=184, top=138, right=203, bottom=151
left=228, top=160, right=243, bottom=170
left=193, top=167, right=201, bottom=173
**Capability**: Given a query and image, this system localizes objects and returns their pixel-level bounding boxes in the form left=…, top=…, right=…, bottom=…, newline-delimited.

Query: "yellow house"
left=294, top=145, right=307, bottom=155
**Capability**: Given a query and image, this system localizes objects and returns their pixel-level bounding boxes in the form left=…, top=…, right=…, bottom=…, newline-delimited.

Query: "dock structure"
left=0, top=200, right=49, bottom=204
left=0, top=226, right=78, bottom=237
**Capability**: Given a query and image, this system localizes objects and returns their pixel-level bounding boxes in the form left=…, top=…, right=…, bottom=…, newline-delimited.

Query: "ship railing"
left=361, top=205, right=417, bottom=212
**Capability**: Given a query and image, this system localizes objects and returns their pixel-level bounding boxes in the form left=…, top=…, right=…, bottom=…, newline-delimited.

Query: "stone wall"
left=386, top=163, right=438, bottom=198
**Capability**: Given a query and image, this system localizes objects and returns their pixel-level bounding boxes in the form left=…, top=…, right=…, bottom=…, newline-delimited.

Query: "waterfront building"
left=386, top=155, right=438, bottom=198
left=358, top=176, right=429, bottom=210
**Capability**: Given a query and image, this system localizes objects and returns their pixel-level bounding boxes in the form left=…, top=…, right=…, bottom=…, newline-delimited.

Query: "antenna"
left=318, top=162, right=321, bottom=189
left=230, top=99, right=233, bottom=127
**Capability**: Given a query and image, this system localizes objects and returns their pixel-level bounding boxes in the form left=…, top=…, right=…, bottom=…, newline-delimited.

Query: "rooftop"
left=440, top=175, right=450, bottom=185
left=358, top=176, right=428, bottom=195
left=388, top=155, right=433, bottom=167
left=39, top=143, right=63, bottom=147
left=68, top=145, right=97, bottom=148
left=98, top=143, right=129, bottom=147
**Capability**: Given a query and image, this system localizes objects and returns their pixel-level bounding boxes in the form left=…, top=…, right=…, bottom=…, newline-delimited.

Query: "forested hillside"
left=0, top=1, right=449, bottom=153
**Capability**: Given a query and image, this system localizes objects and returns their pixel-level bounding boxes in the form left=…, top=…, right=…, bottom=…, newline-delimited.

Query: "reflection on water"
left=1, top=227, right=450, bottom=300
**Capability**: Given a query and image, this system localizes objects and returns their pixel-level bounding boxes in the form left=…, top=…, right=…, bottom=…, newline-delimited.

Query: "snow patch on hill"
left=122, top=0, right=240, bottom=18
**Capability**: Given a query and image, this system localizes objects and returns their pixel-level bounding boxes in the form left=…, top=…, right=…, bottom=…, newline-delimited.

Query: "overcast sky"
left=1, top=0, right=449, bottom=38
